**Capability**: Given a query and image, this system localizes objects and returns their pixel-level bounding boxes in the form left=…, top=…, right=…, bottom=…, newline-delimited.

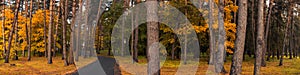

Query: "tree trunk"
left=44, top=0, right=48, bottom=58
left=23, top=0, right=28, bottom=58
left=262, top=0, right=274, bottom=66
left=171, top=35, right=176, bottom=60
left=217, top=0, right=226, bottom=73
left=1, top=0, right=6, bottom=58
left=267, top=20, right=273, bottom=61
left=183, top=0, right=188, bottom=65
left=27, top=0, right=33, bottom=61
left=133, top=0, right=140, bottom=62
left=251, top=0, right=256, bottom=58
left=62, top=0, right=69, bottom=66
left=279, top=0, right=293, bottom=66
left=4, top=0, right=20, bottom=63
left=54, top=1, right=62, bottom=57
left=254, top=0, right=265, bottom=74
left=75, top=0, right=83, bottom=62
left=229, top=0, right=247, bottom=74
left=208, top=0, right=215, bottom=65
left=48, top=0, right=54, bottom=64
left=146, top=1, right=160, bottom=75
left=130, top=0, right=134, bottom=62
left=68, top=0, right=77, bottom=65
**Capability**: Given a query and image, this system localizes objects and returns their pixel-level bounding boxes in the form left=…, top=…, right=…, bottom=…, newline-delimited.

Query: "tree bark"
left=229, top=0, right=247, bottom=74
left=22, top=0, right=29, bottom=57
left=279, top=0, right=293, bottom=66
left=75, top=0, right=83, bottom=62
left=217, top=0, right=226, bottom=73
left=68, top=0, right=77, bottom=65
left=208, top=0, right=215, bottom=65
left=262, top=0, right=274, bottom=66
left=133, top=0, right=141, bottom=62
left=251, top=0, right=256, bottom=58
left=146, top=1, right=160, bottom=75
left=43, top=0, right=48, bottom=58
left=254, top=0, right=265, bottom=74
left=62, top=0, right=69, bottom=66
left=27, top=0, right=33, bottom=61
left=54, top=1, right=62, bottom=57
left=48, top=0, right=54, bottom=64
left=4, top=0, right=20, bottom=63
left=1, top=0, right=6, bottom=58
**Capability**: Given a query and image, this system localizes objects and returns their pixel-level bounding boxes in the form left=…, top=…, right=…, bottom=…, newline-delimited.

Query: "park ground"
left=120, top=56, right=300, bottom=75
left=0, top=57, right=76, bottom=75
left=0, top=55, right=300, bottom=75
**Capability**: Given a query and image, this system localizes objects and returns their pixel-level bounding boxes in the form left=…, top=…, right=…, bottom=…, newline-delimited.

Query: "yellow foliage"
left=0, top=9, right=58, bottom=58
left=224, top=0, right=237, bottom=54
left=0, top=9, right=27, bottom=57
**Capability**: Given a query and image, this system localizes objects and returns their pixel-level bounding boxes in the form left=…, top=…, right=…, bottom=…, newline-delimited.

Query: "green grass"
left=116, top=55, right=300, bottom=75
left=98, top=50, right=300, bottom=75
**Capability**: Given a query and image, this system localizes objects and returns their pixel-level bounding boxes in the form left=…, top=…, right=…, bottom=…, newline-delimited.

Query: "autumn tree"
left=4, top=0, right=21, bottom=63
left=1, top=0, right=6, bottom=58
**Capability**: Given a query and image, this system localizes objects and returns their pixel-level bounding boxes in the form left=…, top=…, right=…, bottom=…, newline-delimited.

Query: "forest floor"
left=119, top=56, right=300, bottom=75
left=0, top=56, right=76, bottom=75
left=0, top=54, right=299, bottom=75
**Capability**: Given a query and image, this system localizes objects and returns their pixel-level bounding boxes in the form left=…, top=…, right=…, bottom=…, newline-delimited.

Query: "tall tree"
left=264, top=0, right=274, bottom=64
left=48, top=0, right=54, bottom=64
left=208, top=0, right=215, bottom=65
left=279, top=0, right=294, bottom=66
left=2, top=0, right=6, bottom=58
left=251, top=0, right=256, bottom=58
left=217, top=0, right=226, bottom=73
left=23, top=0, right=29, bottom=57
left=254, top=0, right=265, bottom=74
left=146, top=0, right=160, bottom=75
left=75, top=0, right=83, bottom=61
left=68, top=0, right=77, bottom=65
left=62, top=0, right=69, bottom=66
left=27, top=0, right=33, bottom=61
left=229, top=0, right=247, bottom=74
left=4, top=0, right=21, bottom=63
left=43, top=0, right=48, bottom=58
left=133, top=0, right=141, bottom=62
left=53, top=0, right=62, bottom=57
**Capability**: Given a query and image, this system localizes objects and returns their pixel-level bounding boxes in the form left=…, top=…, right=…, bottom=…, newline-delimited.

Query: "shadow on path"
left=68, top=56, right=120, bottom=75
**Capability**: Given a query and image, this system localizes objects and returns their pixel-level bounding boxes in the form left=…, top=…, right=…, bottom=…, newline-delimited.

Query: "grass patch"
left=118, top=55, right=300, bottom=75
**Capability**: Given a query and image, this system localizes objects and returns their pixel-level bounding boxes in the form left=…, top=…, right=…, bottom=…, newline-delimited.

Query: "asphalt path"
left=68, top=56, right=120, bottom=75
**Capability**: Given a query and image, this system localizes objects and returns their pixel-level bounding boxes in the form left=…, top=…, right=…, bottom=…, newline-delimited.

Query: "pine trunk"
left=43, top=0, right=48, bottom=58
left=279, top=0, right=293, bottom=66
left=69, top=0, right=77, bottom=65
left=27, top=0, right=33, bottom=61
left=229, top=0, right=247, bottom=74
left=62, top=0, right=69, bottom=66
left=4, top=0, right=20, bottom=63
left=254, top=0, right=265, bottom=74
left=146, top=1, right=160, bottom=75
left=263, top=0, right=274, bottom=66
left=48, top=0, right=54, bottom=64
left=1, top=0, right=6, bottom=58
